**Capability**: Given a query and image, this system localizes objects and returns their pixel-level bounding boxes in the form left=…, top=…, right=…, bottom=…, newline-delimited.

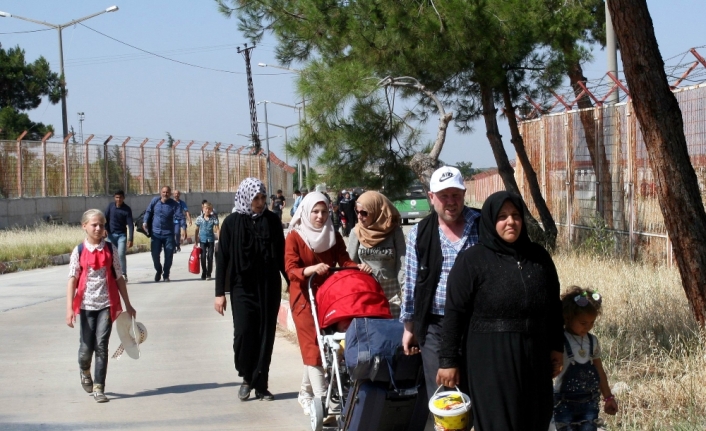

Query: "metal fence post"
left=41, top=131, right=53, bottom=197
left=214, top=143, right=221, bottom=192
left=200, top=142, right=209, bottom=192
left=186, top=141, right=194, bottom=192
left=156, top=139, right=164, bottom=189
left=83, top=135, right=94, bottom=195
left=172, top=140, right=180, bottom=189
left=225, top=145, right=233, bottom=192
left=16, top=131, right=28, bottom=198
left=120, top=138, right=131, bottom=195
left=139, top=139, right=147, bottom=194
left=103, top=136, right=113, bottom=196
left=63, top=133, right=73, bottom=196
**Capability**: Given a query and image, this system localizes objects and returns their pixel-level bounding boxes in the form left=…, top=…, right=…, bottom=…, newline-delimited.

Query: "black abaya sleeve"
left=439, top=249, right=478, bottom=369
left=536, top=245, right=564, bottom=353
left=269, top=213, right=289, bottom=287
left=215, top=214, right=233, bottom=297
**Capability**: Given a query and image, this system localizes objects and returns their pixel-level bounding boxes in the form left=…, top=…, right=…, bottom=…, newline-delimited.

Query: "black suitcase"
left=343, top=380, right=425, bottom=431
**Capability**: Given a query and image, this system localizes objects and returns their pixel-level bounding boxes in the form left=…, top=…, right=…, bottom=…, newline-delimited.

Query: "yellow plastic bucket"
left=428, top=386, right=472, bottom=431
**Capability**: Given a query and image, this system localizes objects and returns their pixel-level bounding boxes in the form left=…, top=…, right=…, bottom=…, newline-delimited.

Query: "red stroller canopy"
left=315, top=270, right=392, bottom=329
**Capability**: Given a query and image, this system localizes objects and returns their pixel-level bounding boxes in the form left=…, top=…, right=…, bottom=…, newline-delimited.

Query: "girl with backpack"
left=66, top=209, right=136, bottom=403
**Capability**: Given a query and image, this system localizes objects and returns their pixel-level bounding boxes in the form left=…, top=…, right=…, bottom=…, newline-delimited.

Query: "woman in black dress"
left=437, top=191, right=564, bottom=431
left=214, top=177, right=288, bottom=401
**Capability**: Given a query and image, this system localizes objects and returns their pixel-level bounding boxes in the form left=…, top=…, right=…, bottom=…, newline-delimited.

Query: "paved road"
left=0, top=243, right=311, bottom=431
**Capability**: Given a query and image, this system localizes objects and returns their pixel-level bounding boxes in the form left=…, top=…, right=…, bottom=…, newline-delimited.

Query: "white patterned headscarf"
left=290, top=191, right=336, bottom=253
left=233, top=177, right=266, bottom=218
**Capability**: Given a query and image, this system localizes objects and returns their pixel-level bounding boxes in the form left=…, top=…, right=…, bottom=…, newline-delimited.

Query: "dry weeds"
left=554, top=252, right=706, bottom=430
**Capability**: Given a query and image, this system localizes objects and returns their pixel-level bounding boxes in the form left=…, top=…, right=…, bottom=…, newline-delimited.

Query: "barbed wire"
left=532, top=45, right=706, bottom=115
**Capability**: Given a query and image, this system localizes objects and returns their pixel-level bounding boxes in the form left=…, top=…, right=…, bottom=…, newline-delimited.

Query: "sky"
left=1, top=0, right=705, bottom=169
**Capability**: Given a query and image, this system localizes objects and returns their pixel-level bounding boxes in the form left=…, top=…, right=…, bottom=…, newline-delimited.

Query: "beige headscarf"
left=354, top=191, right=401, bottom=248
left=290, top=191, right=337, bottom=253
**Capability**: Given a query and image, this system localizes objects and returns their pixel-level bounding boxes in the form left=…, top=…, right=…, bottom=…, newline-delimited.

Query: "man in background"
left=143, top=186, right=185, bottom=282
left=105, top=190, right=134, bottom=282
left=172, top=190, right=192, bottom=252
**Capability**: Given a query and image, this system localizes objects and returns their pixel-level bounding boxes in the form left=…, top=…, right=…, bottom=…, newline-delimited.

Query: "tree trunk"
left=480, top=83, right=546, bottom=242
left=566, top=55, right=615, bottom=228
left=609, top=0, right=706, bottom=325
left=501, top=80, right=558, bottom=249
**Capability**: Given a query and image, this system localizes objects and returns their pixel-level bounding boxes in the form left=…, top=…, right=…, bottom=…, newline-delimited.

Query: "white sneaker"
left=298, top=395, right=313, bottom=416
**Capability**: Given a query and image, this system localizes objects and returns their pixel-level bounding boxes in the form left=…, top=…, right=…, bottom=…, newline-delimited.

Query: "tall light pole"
left=77, top=112, right=85, bottom=144
left=260, top=121, right=298, bottom=164
left=258, top=62, right=310, bottom=188
left=0, top=6, right=119, bottom=139
left=605, top=0, right=619, bottom=104
left=256, top=100, right=275, bottom=198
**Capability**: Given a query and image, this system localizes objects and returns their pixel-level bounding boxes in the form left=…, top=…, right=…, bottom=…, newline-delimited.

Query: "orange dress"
left=285, top=230, right=357, bottom=366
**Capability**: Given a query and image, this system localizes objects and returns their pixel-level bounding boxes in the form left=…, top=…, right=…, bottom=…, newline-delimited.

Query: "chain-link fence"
left=0, top=137, right=294, bottom=200
left=514, top=83, right=706, bottom=264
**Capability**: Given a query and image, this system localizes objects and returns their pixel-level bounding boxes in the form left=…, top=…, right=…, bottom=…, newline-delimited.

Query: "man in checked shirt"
left=399, top=166, right=481, bottom=406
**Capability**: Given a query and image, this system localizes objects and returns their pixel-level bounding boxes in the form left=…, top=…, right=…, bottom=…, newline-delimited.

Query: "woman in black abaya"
left=437, top=191, right=564, bottom=431
left=214, top=177, right=288, bottom=401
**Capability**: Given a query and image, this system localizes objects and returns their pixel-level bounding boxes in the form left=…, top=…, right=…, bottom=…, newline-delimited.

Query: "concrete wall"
left=0, top=192, right=235, bottom=229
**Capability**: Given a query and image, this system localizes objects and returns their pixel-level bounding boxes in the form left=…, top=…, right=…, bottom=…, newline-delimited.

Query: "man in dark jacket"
left=105, top=190, right=134, bottom=282
left=399, top=166, right=480, bottom=404
left=143, top=186, right=185, bottom=282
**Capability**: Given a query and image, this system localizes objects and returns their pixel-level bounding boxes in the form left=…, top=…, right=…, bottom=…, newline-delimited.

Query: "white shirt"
left=68, top=240, right=123, bottom=311
left=553, top=330, right=602, bottom=391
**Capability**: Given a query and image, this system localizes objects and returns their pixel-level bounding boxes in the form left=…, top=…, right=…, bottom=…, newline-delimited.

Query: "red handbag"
left=188, top=245, right=201, bottom=274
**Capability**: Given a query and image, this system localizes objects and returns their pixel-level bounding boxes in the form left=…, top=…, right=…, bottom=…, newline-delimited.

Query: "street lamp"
left=257, top=63, right=312, bottom=188
left=259, top=121, right=298, bottom=164
left=77, top=112, right=85, bottom=144
left=0, top=6, right=120, bottom=139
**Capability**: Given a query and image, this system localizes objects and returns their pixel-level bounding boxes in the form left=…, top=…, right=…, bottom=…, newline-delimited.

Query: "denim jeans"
left=107, top=232, right=127, bottom=276
left=554, top=394, right=600, bottom=431
left=200, top=241, right=214, bottom=277
left=151, top=232, right=175, bottom=279
left=174, top=222, right=182, bottom=249
left=79, top=307, right=113, bottom=386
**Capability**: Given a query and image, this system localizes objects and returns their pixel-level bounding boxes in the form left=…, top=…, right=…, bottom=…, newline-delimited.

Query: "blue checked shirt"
left=400, top=206, right=480, bottom=322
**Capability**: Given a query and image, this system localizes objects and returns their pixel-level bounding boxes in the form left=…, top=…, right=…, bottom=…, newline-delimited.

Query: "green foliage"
left=0, top=43, right=60, bottom=140
left=455, top=161, right=477, bottom=179
left=0, top=106, right=54, bottom=141
left=579, top=212, right=616, bottom=258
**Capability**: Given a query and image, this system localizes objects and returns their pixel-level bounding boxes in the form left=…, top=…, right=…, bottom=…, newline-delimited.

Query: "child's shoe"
left=80, top=369, right=93, bottom=393
left=93, top=384, right=109, bottom=403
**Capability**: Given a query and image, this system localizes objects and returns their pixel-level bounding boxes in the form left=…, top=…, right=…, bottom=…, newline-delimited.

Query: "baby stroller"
left=307, top=268, right=424, bottom=431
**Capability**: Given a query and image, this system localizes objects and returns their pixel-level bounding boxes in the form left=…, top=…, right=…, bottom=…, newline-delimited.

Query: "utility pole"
left=237, top=44, right=261, bottom=153
left=606, top=0, right=619, bottom=104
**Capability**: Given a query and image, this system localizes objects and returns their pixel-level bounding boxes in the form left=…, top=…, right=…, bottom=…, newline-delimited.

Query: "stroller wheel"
left=309, top=397, right=324, bottom=431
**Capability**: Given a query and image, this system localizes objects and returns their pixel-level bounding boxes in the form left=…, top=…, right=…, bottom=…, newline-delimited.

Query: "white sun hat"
left=112, top=312, right=148, bottom=360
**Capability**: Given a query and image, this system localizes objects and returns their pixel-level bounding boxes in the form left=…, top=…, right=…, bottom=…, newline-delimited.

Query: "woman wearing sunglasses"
left=348, top=191, right=406, bottom=318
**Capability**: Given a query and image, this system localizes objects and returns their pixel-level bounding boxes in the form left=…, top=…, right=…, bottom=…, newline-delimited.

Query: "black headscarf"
left=479, top=191, right=532, bottom=259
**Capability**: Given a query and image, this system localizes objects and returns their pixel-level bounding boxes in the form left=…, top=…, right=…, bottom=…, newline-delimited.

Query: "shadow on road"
left=106, top=382, right=238, bottom=399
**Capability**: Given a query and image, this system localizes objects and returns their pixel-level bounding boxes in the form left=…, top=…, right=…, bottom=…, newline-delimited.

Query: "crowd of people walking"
left=66, top=169, right=618, bottom=430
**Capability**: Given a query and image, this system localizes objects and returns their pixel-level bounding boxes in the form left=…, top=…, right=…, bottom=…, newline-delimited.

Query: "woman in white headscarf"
left=285, top=191, right=371, bottom=415
left=214, top=178, right=288, bottom=402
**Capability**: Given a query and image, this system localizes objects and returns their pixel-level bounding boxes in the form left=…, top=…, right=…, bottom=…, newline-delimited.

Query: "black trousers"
left=78, top=307, right=113, bottom=387
left=200, top=241, right=214, bottom=276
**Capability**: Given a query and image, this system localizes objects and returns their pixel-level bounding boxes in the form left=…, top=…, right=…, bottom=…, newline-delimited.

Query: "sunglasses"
left=355, top=209, right=369, bottom=217
left=574, top=291, right=602, bottom=306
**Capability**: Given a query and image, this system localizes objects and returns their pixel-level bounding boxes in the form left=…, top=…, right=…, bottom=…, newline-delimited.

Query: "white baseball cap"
left=429, top=166, right=465, bottom=193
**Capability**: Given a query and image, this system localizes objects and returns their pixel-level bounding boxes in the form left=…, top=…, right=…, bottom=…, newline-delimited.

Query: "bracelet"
left=603, top=395, right=615, bottom=402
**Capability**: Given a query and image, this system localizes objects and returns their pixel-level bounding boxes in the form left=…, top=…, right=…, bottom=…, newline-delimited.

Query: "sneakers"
left=93, top=384, right=109, bottom=403
left=298, top=394, right=313, bottom=415
left=80, top=370, right=93, bottom=393
left=163, top=277, right=170, bottom=282
left=154, top=272, right=161, bottom=282
left=123, top=274, right=128, bottom=283
left=255, top=390, right=275, bottom=401
left=201, top=274, right=207, bottom=280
